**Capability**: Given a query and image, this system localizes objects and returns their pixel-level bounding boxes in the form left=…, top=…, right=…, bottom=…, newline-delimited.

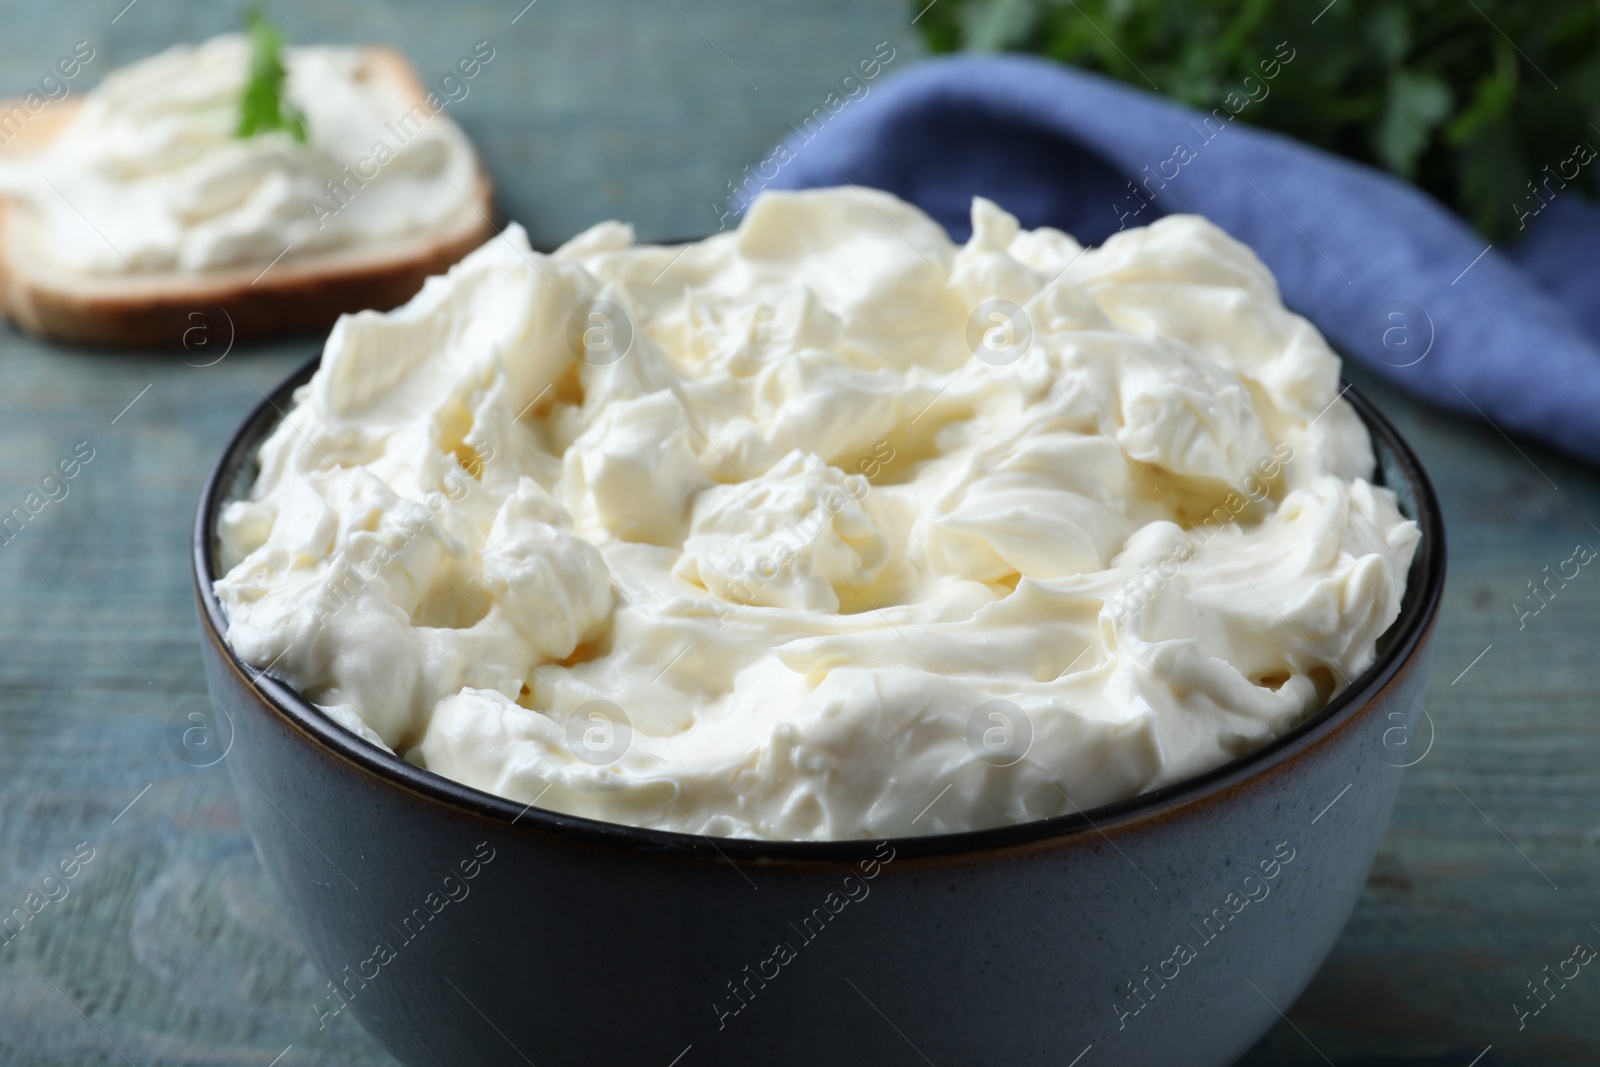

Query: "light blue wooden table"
left=0, top=2, right=1595, bottom=1065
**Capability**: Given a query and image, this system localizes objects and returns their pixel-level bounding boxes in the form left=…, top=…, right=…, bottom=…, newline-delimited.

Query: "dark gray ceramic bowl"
left=194, top=354, right=1444, bottom=1067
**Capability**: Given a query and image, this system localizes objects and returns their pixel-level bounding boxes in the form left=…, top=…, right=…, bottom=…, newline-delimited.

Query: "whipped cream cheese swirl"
left=215, top=189, right=1419, bottom=840
left=0, top=34, right=479, bottom=275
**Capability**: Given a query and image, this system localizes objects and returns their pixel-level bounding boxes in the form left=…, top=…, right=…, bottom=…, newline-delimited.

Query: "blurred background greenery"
left=915, top=0, right=1600, bottom=239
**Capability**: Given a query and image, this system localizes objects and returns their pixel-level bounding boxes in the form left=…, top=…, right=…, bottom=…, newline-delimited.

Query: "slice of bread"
left=0, top=48, right=495, bottom=348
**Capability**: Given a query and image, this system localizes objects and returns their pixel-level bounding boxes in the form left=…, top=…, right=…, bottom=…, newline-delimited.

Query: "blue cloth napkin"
left=766, top=53, right=1600, bottom=467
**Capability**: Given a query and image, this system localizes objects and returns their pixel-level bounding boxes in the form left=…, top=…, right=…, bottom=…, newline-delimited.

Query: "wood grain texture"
left=0, top=2, right=1595, bottom=1066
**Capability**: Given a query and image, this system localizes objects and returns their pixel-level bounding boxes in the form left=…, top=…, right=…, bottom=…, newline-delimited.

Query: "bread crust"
left=0, top=47, right=495, bottom=348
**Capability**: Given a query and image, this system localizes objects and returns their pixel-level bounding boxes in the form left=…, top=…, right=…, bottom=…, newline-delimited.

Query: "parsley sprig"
left=916, top=0, right=1600, bottom=240
left=236, top=4, right=308, bottom=144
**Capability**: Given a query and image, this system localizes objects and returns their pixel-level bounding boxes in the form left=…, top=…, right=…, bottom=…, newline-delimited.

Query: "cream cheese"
left=215, top=189, right=1419, bottom=840
left=0, top=34, right=480, bottom=275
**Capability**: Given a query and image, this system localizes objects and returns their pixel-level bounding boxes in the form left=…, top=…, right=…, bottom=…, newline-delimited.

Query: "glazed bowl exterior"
left=194, top=355, right=1444, bottom=1067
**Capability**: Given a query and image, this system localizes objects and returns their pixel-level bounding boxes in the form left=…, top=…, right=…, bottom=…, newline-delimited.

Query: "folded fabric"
left=766, top=53, right=1600, bottom=467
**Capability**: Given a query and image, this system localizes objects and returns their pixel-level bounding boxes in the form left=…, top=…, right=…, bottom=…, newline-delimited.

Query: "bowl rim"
left=194, top=353, right=1445, bottom=864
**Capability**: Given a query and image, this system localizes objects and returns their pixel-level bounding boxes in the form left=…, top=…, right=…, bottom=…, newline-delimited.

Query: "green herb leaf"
left=915, top=0, right=1600, bottom=239
left=960, top=0, right=1037, bottom=54
left=1376, top=70, right=1452, bottom=178
left=237, top=3, right=308, bottom=144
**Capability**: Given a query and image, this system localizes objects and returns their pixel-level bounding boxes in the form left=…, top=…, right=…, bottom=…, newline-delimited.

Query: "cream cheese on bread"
left=0, top=33, right=481, bottom=275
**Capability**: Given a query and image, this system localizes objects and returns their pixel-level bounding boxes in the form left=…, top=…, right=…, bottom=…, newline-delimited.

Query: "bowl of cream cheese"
left=193, top=188, right=1444, bottom=1067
